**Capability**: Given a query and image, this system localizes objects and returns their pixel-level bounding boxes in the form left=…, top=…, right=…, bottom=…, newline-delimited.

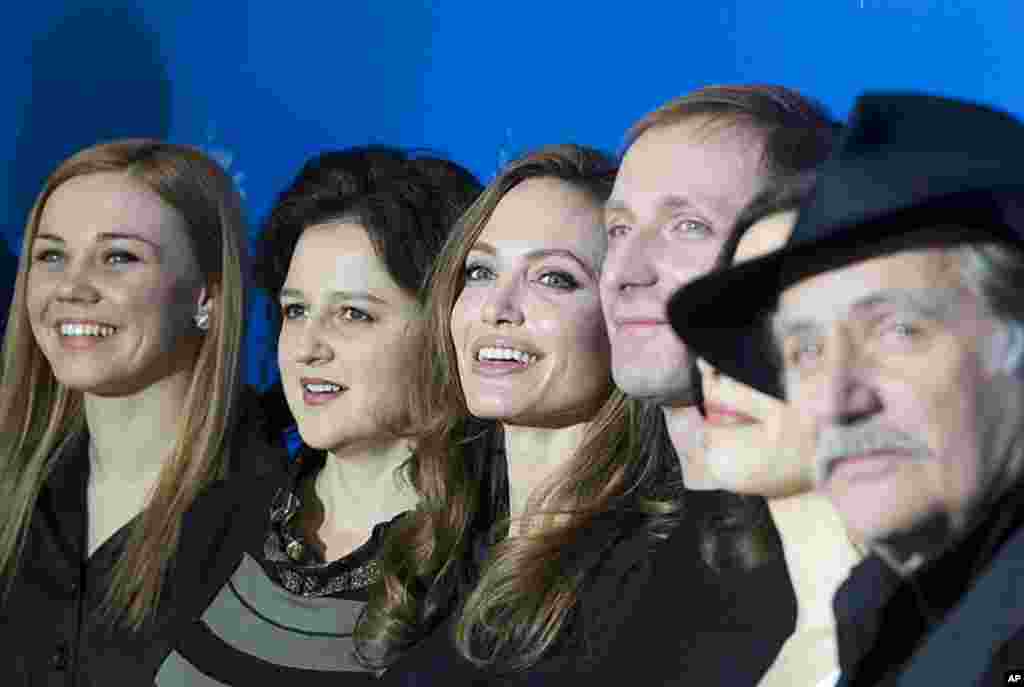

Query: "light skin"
left=692, top=211, right=860, bottom=687
left=450, top=177, right=611, bottom=528
left=278, top=222, right=420, bottom=559
left=27, top=172, right=212, bottom=556
left=774, top=241, right=1024, bottom=566
left=601, top=117, right=766, bottom=484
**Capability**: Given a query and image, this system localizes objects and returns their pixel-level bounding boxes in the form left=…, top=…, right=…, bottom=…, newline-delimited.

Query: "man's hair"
left=624, top=84, right=840, bottom=185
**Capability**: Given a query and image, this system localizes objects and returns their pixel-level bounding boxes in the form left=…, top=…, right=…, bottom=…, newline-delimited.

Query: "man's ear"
left=986, top=321, right=1024, bottom=377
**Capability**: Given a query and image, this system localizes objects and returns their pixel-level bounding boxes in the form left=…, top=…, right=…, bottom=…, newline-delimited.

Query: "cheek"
left=663, top=240, right=727, bottom=284
left=451, top=289, right=482, bottom=355
left=534, top=297, right=609, bottom=363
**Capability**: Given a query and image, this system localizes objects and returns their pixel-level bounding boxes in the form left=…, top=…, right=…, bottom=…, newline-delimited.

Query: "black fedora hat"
left=667, top=92, right=1024, bottom=399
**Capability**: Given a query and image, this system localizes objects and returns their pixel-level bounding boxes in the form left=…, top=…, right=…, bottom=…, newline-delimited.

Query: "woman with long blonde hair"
left=357, top=145, right=681, bottom=682
left=0, top=140, right=275, bottom=683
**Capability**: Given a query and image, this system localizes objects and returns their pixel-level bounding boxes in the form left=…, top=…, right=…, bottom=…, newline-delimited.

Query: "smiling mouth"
left=475, top=346, right=538, bottom=367
left=57, top=322, right=118, bottom=338
left=300, top=379, right=347, bottom=406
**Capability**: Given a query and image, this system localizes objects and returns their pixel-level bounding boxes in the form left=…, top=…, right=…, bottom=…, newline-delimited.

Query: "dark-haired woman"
left=355, top=145, right=683, bottom=683
left=156, top=147, right=483, bottom=684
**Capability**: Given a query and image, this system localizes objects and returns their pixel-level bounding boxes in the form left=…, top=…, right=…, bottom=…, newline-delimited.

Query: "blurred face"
left=774, top=244, right=1022, bottom=544
left=278, top=222, right=421, bottom=453
left=602, top=117, right=766, bottom=404
left=27, top=172, right=207, bottom=396
left=451, top=177, right=611, bottom=427
left=696, top=211, right=815, bottom=497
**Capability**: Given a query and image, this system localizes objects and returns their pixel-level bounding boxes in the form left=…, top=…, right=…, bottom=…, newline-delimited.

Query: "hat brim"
left=668, top=194, right=1023, bottom=400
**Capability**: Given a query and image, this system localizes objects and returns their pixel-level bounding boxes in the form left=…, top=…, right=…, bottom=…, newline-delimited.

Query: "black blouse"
left=587, top=489, right=797, bottom=686
left=378, top=510, right=659, bottom=686
left=159, top=446, right=407, bottom=685
left=0, top=389, right=288, bottom=686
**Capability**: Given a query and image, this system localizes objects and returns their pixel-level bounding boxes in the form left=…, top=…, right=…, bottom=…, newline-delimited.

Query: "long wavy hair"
left=356, top=145, right=681, bottom=672
left=0, top=140, right=248, bottom=629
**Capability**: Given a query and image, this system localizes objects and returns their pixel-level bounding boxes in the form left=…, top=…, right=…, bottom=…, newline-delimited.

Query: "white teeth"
left=476, top=347, right=537, bottom=365
left=59, top=323, right=116, bottom=338
left=304, top=383, right=342, bottom=393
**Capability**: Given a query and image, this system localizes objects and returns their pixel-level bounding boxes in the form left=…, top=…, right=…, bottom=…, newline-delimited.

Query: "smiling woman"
left=0, top=140, right=271, bottom=684
left=358, top=145, right=682, bottom=683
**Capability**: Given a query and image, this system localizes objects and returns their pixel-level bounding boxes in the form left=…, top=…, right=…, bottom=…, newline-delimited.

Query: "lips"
left=612, top=315, right=670, bottom=337
left=52, top=318, right=120, bottom=349
left=299, top=376, right=347, bottom=406
left=703, top=402, right=760, bottom=427
left=825, top=451, right=905, bottom=483
left=470, top=336, right=543, bottom=377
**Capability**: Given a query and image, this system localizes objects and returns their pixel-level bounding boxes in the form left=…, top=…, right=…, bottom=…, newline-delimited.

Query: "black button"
left=52, top=643, right=68, bottom=671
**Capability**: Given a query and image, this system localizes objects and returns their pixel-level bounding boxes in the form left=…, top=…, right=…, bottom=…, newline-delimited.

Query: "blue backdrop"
left=3, top=0, right=1021, bottom=390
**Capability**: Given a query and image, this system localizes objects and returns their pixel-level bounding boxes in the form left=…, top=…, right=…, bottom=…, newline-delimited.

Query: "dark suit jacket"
left=835, top=481, right=1024, bottom=686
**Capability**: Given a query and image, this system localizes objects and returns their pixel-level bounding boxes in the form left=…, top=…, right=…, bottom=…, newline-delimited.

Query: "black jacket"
left=834, top=480, right=1024, bottom=686
left=379, top=510, right=659, bottom=686
left=0, top=390, right=288, bottom=685
left=380, top=490, right=795, bottom=686
left=590, top=489, right=796, bottom=686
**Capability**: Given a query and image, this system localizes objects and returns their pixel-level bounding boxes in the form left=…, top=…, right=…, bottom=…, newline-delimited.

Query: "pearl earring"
left=194, top=303, right=211, bottom=332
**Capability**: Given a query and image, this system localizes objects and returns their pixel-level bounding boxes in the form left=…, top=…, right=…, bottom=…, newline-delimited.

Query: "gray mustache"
left=814, top=423, right=931, bottom=484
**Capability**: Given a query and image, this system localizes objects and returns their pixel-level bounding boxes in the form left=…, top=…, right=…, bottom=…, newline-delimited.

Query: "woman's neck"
left=662, top=405, right=714, bottom=489
left=768, top=492, right=862, bottom=632
left=315, top=437, right=417, bottom=535
left=503, top=421, right=589, bottom=534
left=84, top=368, right=193, bottom=486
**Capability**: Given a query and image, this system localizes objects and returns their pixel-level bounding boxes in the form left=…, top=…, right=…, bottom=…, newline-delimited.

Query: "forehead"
left=286, top=221, right=403, bottom=294
left=734, top=210, right=799, bottom=264
left=777, top=248, right=964, bottom=324
left=609, top=117, right=766, bottom=219
left=39, top=171, right=186, bottom=242
left=476, top=177, right=605, bottom=265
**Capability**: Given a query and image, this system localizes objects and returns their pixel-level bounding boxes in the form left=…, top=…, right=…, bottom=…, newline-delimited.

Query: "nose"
left=481, top=276, right=525, bottom=326
left=601, top=226, right=658, bottom=294
left=803, top=332, right=882, bottom=428
left=292, top=317, right=334, bottom=366
left=55, top=260, right=101, bottom=304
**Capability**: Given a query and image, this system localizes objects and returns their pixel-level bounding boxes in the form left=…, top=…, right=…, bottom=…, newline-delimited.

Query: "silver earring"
left=193, top=303, right=211, bottom=332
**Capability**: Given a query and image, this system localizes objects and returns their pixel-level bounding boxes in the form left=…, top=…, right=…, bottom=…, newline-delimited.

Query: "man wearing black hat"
left=669, top=92, right=1024, bottom=686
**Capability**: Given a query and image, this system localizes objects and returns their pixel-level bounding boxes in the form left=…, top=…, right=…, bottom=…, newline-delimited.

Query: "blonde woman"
left=0, top=140, right=276, bottom=683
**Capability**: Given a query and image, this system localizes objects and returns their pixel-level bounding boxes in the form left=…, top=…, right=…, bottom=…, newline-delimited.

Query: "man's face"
left=601, top=117, right=765, bottom=405
left=774, top=245, right=1022, bottom=546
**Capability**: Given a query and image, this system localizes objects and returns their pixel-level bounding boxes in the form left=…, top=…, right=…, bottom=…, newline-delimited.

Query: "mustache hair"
left=814, top=421, right=931, bottom=484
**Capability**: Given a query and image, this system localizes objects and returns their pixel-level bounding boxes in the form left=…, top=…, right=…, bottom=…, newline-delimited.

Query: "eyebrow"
left=34, top=231, right=162, bottom=252
left=771, top=287, right=962, bottom=342
left=279, top=287, right=389, bottom=305
left=469, top=242, right=597, bottom=279
left=604, top=195, right=700, bottom=218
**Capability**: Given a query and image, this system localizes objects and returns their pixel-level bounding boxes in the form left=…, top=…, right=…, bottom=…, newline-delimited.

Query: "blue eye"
left=465, top=264, right=494, bottom=282
left=340, top=307, right=373, bottom=323
left=34, top=249, right=63, bottom=264
left=538, top=271, right=579, bottom=290
left=105, top=250, right=139, bottom=265
left=281, top=303, right=306, bottom=320
left=673, top=219, right=713, bottom=239
left=607, top=224, right=629, bottom=239
left=786, top=340, right=823, bottom=370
